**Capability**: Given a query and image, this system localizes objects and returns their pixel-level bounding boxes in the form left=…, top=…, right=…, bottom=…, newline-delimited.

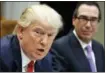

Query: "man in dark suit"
left=52, top=1, right=105, bottom=72
left=0, top=4, right=63, bottom=72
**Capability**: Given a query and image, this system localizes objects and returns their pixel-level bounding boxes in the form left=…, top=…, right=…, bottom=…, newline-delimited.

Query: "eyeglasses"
left=76, top=15, right=99, bottom=25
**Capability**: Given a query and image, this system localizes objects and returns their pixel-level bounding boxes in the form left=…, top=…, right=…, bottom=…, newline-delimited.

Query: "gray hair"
left=13, top=4, right=63, bottom=34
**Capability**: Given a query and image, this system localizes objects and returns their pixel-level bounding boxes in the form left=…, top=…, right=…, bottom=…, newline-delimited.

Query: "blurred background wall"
left=94, top=2, right=105, bottom=46
left=1, top=2, right=40, bottom=20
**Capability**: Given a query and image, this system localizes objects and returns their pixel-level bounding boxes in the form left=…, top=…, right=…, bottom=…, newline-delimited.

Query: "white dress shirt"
left=73, top=30, right=97, bottom=69
left=20, top=48, right=35, bottom=72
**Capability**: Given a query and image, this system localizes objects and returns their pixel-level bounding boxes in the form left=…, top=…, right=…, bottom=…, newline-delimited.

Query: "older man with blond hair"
left=0, top=4, right=63, bottom=72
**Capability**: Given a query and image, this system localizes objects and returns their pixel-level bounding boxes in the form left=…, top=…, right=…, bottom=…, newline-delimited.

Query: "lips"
left=37, top=48, right=44, bottom=52
left=83, top=31, right=91, bottom=35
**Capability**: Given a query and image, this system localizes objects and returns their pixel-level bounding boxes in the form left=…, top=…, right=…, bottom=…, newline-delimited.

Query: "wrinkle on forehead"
left=78, top=4, right=99, bottom=18
left=29, top=20, right=58, bottom=33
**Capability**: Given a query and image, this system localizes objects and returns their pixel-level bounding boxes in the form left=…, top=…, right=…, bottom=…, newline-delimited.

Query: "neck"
left=78, top=36, right=91, bottom=44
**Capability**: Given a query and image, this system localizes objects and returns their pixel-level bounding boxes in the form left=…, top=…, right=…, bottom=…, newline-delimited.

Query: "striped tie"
left=86, top=45, right=97, bottom=72
left=27, top=61, right=34, bottom=72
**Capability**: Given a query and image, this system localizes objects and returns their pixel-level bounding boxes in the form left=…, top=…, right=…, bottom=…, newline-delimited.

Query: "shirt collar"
left=21, top=48, right=31, bottom=68
left=73, top=29, right=92, bottom=50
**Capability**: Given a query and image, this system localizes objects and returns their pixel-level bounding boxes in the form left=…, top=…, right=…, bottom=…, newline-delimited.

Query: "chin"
left=86, top=36, right=92, bottom=39
left=36, top=57, right=44, bottom=60
left=82, top=34, right=92, bottom=39
left=36, top=55, right=45, bottom=60
left=84, top=37, right=92, bottom=42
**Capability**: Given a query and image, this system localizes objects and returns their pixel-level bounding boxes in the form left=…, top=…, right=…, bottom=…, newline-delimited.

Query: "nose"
left=40, top=35, right=48, bottom=47
left=85, top=21, right=91, bottom=28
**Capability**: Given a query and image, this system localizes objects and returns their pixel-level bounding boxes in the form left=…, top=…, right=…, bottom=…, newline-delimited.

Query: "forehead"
left=78, top=4, right=99, bottom=17
left=29, top=21, right=57, bottom=33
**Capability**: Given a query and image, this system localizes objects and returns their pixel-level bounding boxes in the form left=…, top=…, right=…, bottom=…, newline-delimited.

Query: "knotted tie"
left=86, top=45, right=97, bottom=72
left=27, top=61, right=34, bottom=72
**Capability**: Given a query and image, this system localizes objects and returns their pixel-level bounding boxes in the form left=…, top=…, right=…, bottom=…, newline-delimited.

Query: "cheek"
left=92, top=25, right=98, bottom=32
left=21, top=34, right=29, bottom=47
left=48, top=39, right=55, bottom=48
left=74, top=20, right=82, bottom=29
left=76, top=24, right=83, bottom=32
left=22, top=33, right=37, bottom=49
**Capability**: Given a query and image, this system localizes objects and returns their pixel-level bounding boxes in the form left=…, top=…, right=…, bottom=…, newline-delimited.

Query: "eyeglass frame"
left=75, top=15, right=99, bottom=25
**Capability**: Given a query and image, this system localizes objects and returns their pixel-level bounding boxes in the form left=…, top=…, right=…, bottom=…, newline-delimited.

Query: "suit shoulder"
left=92, top=40, right=104, bottom=53
left=54, top=35, right=69, bottom=45
left=1, top=35, right=14, bottom=50
left=92, top=40, right=104, bottom=47
left=0, top=35, right=15, bottom=59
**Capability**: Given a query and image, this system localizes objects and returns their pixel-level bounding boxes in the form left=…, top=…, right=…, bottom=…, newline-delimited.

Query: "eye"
left=33, top=28, right=44, bottom=35
left=48, top=33, right=53, bottom=37
left=36, top=30, right=41, bottom=34
left=90, top=17, right=98, bottom=21
left=78, top=16, right=88, bottom=20
left=48, top=32, right=56, bottom=37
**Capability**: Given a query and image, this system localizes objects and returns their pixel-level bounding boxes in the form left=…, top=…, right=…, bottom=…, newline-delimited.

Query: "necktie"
left=27, top=61, right=34, bottom=72
left=86, top=45, right=97, bottom=72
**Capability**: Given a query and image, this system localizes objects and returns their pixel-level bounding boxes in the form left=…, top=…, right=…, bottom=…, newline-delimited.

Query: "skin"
left=73, top=4, right=99, bottom=43
left=17, top=20, right=58, bottom=60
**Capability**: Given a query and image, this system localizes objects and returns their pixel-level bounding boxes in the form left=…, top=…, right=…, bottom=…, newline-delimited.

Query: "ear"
left=72, top=17, right=76, bottom=26
left=16, top=25, right=24, bottom=40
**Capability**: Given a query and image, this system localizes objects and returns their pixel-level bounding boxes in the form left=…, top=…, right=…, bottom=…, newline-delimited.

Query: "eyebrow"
left=78, top=15, right=98, bottom=19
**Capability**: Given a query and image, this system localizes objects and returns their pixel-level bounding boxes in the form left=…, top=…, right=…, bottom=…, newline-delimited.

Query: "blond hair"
left=13, top=4, right=63, bottom=34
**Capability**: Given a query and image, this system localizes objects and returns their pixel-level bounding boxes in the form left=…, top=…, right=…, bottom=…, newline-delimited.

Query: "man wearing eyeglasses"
left=51, top=1, right=105, bottom=72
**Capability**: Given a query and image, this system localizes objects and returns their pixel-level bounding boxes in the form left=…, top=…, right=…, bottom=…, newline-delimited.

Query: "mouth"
left=82, top=31, right=92, bottom=34
left=33, top=48, right=45, bottom=60
left=36, top=48, right=45, bottom=55
left=37, top=48, right=45, bottom=52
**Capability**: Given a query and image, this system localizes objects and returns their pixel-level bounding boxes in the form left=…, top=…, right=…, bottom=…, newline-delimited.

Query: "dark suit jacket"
left=0, top=35, right=58, bottom=72
left=52, top=32, right=105, bottom=72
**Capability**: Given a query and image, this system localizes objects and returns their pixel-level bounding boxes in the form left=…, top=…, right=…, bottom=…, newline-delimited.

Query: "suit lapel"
left=11, top=35, right=22, bottom=72
left=68, top=32, right=91, bottom=71
left=92, top=42, right=98, bottom=71
left=92, top=41, right=102, bottom=72
left=35, top=53, right=52, bottom=72
left=35, top=61, right=44, bottom=72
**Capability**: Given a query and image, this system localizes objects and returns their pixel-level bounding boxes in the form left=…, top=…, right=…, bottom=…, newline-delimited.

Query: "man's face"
left=17, top=21, right=58, bottom=60
left=73, top=4, right=99, bottom=43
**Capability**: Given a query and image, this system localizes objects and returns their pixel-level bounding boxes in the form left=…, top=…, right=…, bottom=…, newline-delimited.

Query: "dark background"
left=40, top=1, right=77, bottom=39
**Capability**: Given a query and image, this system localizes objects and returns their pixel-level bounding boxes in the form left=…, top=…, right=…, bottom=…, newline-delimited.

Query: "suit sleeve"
left=101, top=46, right=105, bottom=72
left=0, top=44, right=2, bottom=72
left=0, top=56, right=2, bottom=72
